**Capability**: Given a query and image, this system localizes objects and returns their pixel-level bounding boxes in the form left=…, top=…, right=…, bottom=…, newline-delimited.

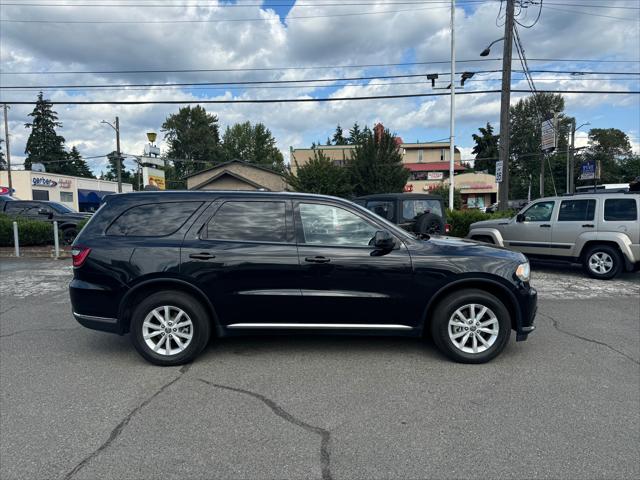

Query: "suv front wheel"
left=430, top=289, right=511, bottom=364
left=130, top=291, right=211, bottom=366
left=583, top=244, right=623, bottom=280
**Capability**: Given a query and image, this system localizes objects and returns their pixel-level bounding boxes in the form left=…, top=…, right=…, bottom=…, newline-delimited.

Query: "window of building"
left=604, top=199, right=637, bottom=221
left=60, top=192, right=74, bottom=203
left=418, top=149, right=424, bottom=163
left=32, top=190, right=49, bottom=201
left=107, top=202, right=202, bottom=237
left=299, top=203, right=377, bottom=246
left=440, top=149, right=445, bottom=161
left=206, top=201, right=286, bottom=242
left=558, top=199, right=595, bottom=222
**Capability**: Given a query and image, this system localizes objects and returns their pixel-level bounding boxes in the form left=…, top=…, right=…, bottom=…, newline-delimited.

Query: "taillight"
left=445, top=223, right=451, bottom=234
left=72, top=246, right=91, bottom=267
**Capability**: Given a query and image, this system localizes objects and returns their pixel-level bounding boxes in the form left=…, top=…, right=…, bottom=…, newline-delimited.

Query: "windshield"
left=49, top=202, right=77, bottom=214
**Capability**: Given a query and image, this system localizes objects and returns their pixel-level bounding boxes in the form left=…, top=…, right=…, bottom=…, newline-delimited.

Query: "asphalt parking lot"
left=1, top=258, right=639, bottom=480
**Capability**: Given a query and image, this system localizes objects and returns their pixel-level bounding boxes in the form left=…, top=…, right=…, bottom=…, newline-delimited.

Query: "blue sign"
left=580, top=160, right=596, bottom=180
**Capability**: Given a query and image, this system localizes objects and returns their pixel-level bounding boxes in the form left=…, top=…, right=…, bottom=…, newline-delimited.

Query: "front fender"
left=466, top=228, right=505, bottom=247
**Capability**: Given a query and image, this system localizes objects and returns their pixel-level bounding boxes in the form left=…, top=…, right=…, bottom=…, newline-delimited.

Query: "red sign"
left=404, top=184, right=414, bottom=192
left=0, top=186, right=10, bottom=195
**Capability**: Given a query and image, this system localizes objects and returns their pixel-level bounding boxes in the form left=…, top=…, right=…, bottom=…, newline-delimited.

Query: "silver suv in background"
left=467, top=193, right=640, bottom=279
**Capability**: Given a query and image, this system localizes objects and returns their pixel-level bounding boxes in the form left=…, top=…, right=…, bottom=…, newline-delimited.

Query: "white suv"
left=467, top=193, right=640, bottom=279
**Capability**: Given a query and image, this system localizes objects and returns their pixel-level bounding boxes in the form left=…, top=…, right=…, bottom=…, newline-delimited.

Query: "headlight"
left=515, top=262, right=530, bottom=282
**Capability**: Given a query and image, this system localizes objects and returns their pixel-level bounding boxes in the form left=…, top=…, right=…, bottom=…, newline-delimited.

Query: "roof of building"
left=183, top=159, right=283, bottom=179
left=404, top=162, right=466, bottom=172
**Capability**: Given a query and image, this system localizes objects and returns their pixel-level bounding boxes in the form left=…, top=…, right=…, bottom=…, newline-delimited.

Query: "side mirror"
left=516, top=213, right=525, bottom=223
left=373, top=230, right=395, bottom=251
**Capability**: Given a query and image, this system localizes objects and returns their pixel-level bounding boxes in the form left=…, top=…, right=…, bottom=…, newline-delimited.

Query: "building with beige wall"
left=0, top=170, right=133, bottom=212
left=185, top=160, right=287, bottom=191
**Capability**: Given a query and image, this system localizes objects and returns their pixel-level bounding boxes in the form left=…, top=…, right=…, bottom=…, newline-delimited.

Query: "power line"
left=0, top=0, right=486, bottom=6
left=3, top=58, right=638, bottom=76
left=543, top=5, right=640, bottom=21
left=1, top=89, right=638, bottom=105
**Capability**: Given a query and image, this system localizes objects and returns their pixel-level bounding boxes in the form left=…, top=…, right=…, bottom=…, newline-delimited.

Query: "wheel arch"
left=118, top=278, right=223, bottom=336
left=467, top=228, right=504, bottom=247
left=421, top=278, right=521, bottom=334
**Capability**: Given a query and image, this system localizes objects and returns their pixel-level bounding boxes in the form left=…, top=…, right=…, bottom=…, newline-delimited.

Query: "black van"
left=70, top=191, right=536, bottom=366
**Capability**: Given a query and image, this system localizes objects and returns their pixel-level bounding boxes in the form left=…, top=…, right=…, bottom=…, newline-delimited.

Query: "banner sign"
left=541, top=118, right=556, bottom=152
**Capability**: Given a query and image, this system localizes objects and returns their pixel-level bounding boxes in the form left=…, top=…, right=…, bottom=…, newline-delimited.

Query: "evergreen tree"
left=471, top=122, right=499, bottom=174
left=349, top=127, right=409, bottom=196
left=66, top=146, right=95, bottom=178
left=326, top=137, right=332, bottom=146
left=162, top=106, right=222, bottom=178
left=24, top=92, right=69, bottom=172
left=104, top=151, right=135, bottom=185
left=286, top=150, right=352, bottom=197
left=0, top=139, right=6, bottom=171
left=332, top=125, right=347, bottom=145
left=348, top=122, right=364, bottom=145
left=222, top=121, right=285, bottom=172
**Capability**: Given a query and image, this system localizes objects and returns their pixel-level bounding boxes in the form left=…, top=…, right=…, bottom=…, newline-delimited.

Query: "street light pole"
left=101, top=117, right=122, bottom=193
left=448, top=0, right=456, bottom=211
left=2, top=104, right=12, bottom=193
left=497, top=0, right=515, bottom=211
left=567, top=121, right=590, bottom=194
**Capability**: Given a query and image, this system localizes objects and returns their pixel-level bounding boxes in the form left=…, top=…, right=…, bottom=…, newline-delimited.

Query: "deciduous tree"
left=286, top=149, right=351, bottom=197
left=222, top=121, right=285, bottom=172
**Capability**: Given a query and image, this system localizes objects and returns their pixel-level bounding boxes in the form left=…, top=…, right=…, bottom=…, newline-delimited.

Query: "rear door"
left=502, top=200, right=556, bottom=255
left=180, top=198, right=303, bottom=327
left=551, top=198, right=597, bottom=256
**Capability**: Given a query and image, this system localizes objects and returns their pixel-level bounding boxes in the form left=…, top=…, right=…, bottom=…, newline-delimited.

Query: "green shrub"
left=446, top=209, right=515, bottom=238
left=0, top=214, right=58, bottom=247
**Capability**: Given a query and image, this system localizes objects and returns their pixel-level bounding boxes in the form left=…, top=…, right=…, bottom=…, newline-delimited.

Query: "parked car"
left=354, top=193, right=449, bottom=235
left=70, top=191, right=537, bottom=366
left=1, top=199, right=91, bottom=244
left=467, top=192, right=640, bottom=279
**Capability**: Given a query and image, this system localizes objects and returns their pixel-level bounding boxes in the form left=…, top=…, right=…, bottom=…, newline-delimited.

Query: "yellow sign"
left=142, top=166, right=166, bottom=190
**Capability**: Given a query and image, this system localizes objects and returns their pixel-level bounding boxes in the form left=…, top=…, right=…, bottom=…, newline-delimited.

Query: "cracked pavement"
left=1, top=258, right=639, bottom=479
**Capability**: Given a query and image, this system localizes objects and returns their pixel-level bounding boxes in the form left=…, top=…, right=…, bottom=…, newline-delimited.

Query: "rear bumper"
left=515, top=286, right=537, bottom=342
left=69, top=278, right=123, bottom=334
left=73, top=311, right=120, bottom=333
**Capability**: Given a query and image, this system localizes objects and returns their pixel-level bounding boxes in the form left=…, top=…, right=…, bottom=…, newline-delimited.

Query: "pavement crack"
left=198, top=378, right=332, bottom=480
left=0, top=326, right=80, bottom=338
left=0, top=305, right=17, bottom=316
left=62, top=364, right=192, bottom=480
left=539, top=311, right=639, bottom=365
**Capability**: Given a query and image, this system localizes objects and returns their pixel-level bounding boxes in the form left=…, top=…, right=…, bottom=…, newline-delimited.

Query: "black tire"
left=415, top=213, right=445, bottom=235
left=582, top=244, right=623, bottom=280
left=62, top=227, right=78, bottom=245
left=130, top=291, right=211, bottom=366
left=472, top=235, right=494, bottom=244
left=430, top=289, right=511, bottom=364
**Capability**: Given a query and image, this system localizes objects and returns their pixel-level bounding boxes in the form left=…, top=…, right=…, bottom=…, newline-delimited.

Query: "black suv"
left=355, top=193, right=448, bottom=235
left=1, top=199, right=91, bottom=244
left=70, top=191, right=536, bottom=365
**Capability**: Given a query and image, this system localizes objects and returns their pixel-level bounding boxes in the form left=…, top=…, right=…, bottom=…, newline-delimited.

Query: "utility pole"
left=497, top=0, right=515, bottom=211
left=448, top=0, right=456, bottom=210
left=540, top=152, right=545, bottom=197
left=3, top=104, right=12, bottom=193
left=115, top=116, right=122, bottom=193
left=568, top=118, right=576, bottom=194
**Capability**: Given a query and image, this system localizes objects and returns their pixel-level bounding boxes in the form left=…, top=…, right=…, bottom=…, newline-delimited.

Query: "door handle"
left=305, top=256, right=331, bottom=264
left=582, top=224, right=595, bottom=228
left=540, top=224, right=551, bottom=228
left=189, top=252, right=216, bottom=260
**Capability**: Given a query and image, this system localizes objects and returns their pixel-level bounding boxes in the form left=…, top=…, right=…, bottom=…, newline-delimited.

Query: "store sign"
left=0, top=186, right=10, bottom=195
left=403, top=184, right=414, bottom=192
left=142, top=166, right=166, bottom=190
left=32, top=177, right=58, bottom=188
left=58, top=178, right=72, bottom=189
left=427, top=172, right=444, bottom=180
left=541, top=118, right=556, bottom=152
left=458, top=183, right=493, bottom=190
left=579, top=160, right=600, bottom=180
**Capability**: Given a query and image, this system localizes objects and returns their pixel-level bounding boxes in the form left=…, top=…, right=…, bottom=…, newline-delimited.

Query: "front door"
left=181, top=199, right=303, bottom=327
left=502, top=200, right=556, bottom=255
left=293, top=200, right=419, bottom=329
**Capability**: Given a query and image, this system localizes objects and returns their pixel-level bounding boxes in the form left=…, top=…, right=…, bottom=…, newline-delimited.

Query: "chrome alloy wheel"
left=588, top=252, right=614, bottom=275
left=448, top=303, right=499, bottom=354
left=142, top=306, right=193, bottom=356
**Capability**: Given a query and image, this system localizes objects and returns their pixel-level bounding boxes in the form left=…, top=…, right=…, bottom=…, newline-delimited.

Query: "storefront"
left=453, top=172, right=498, bottom=209
left=0, top=171, right=133, bottom=212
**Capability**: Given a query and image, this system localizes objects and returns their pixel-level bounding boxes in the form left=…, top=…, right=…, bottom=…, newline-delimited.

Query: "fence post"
left=53, top=221, right=60, bottom=259
left=12, top=221, right=19, bottom=257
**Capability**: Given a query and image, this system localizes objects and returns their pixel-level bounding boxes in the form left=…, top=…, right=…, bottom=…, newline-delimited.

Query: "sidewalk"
left=0, top=246, right=71, bottom=259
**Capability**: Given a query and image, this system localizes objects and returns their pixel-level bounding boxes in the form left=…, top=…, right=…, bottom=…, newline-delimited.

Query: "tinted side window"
left=107, top=202, right=202, bottom=237
left=299, top=203, right=377, bottom=246
left=402, top=199, right=443, bottom=221
left=522, top=201, right=554, bottom=222
left=558, top=199, right=595, bottom=222
left=5, top=203, right=27, bottom=214
left=206, top=201, right=286, bottom=242
left=365, top=200, right=395, bottom=221
left=604, top=199, right=637, bottom=221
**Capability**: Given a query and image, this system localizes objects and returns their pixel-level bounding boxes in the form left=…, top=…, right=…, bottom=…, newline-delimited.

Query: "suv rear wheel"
left=130, top=291, right=211, bottom=366
left=430, top=289, right=511, bottom=364
left=583, top=244, right=623, bottom=280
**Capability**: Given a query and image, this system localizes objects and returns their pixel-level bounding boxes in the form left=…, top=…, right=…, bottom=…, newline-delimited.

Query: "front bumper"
left=515, top=285, right=537, bottom=342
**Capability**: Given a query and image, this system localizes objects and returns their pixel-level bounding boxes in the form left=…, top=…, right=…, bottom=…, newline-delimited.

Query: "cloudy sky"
left=1, top=0, right=639, bottom=175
